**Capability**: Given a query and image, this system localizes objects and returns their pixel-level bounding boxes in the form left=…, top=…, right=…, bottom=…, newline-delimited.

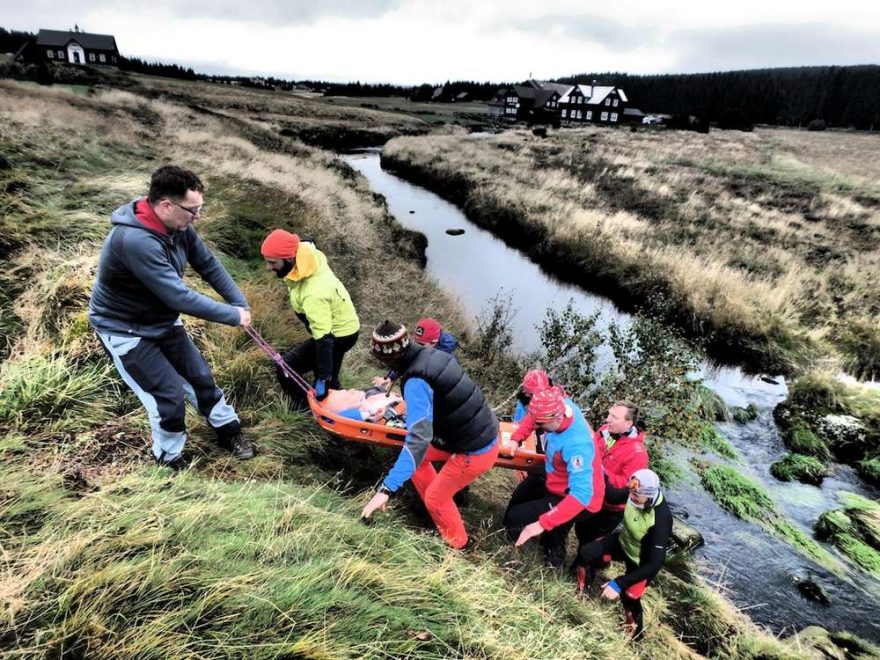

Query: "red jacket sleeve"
left=510, top=413, right=536, bottom=444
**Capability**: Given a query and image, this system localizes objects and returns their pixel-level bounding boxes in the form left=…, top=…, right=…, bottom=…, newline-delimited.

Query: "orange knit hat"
left=261, top=229, right=300, bottom=259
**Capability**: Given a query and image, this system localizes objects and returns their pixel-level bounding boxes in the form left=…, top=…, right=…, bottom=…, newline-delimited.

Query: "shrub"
left=731, top=403, right=759, bottom=423
left=807, top=119, right=828, bottom=131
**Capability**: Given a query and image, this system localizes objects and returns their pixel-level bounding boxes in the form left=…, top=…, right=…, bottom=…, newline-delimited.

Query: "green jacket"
left=283, top=242, right=359, bottom=340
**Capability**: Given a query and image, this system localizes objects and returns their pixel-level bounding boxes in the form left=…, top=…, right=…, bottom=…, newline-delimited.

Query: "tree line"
left=560, top=67, right=880, bottom=130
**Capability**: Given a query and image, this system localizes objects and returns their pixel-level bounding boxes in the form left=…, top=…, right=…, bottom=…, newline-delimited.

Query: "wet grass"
left=695, top=461, right=842, bottom=573
left=815, top=493, right=880, bottom=577
left=769, top=453, right=829, bottom=485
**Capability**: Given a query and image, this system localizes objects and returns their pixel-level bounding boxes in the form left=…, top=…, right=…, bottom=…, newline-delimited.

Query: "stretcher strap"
left=245, top=326, right=313, bottom=394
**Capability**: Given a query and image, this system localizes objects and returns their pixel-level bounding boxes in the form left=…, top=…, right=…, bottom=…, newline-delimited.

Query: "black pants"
left=277, top=331, right=359, bottom=406
left=503, top=473, right=594, bottom=568
left=575, top=508, right=624, bottom=546
left=579, top=534, right=645, bottom=638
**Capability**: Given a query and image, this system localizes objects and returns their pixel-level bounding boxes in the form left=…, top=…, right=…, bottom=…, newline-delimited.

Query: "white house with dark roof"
left=559, top=83, right=628, bottom=125
left=489, top=79, right=629, bottom=126
left=14, top=28, right=120, bottom=67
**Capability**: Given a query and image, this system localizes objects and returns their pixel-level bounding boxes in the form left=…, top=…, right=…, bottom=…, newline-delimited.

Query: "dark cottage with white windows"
left=14, top=28, right=120, bottom=67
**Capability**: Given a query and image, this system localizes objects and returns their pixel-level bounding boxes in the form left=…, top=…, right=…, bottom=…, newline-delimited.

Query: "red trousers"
left=411, top=442, right=499, bottom=549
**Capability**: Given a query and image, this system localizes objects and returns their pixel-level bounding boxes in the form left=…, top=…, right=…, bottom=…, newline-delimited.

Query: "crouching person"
left=505, top=386, right=604, bottom=567
left=575, top=468, right=672, bottom=639
left=361, top=320, right=499, bottom=550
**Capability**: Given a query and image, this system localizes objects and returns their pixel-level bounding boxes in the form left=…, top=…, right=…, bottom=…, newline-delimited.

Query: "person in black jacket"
left=574, top=468, right=672, bottom=639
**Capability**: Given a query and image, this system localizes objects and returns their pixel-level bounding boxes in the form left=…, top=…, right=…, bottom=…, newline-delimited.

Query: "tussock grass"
left=769, top=453, right=829, bottom=485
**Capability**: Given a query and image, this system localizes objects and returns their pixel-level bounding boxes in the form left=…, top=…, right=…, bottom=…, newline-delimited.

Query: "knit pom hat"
left=414, top=318, right=442, bottom=345
left=527, top=385, right=567, bottom=424
left=521, top=369, right=551, bottom=396
left=371, top=320, right=410, bottom=363
left=261, top=229, right=300, bottom=260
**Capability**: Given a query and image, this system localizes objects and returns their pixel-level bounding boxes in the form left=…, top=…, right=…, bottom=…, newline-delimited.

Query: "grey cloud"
left=669, top=24, right=880, bottom=72
left=5, top=0, right=401, bottom=31
left=501, top=15, right=660, bottom=51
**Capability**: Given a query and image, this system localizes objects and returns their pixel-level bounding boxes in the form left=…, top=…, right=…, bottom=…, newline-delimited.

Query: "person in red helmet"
left=502, top=369, right=553, bottom=456
left=503, top=386, right=605, bottom=567
left=575, top=400, right=649, bottom=546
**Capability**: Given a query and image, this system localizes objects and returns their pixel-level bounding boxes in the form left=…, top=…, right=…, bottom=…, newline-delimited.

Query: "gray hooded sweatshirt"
left=88, top=199, right=247, bottom=338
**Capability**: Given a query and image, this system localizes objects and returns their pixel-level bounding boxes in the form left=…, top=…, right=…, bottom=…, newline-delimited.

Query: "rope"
left=245, top=326, right=313, bottom=395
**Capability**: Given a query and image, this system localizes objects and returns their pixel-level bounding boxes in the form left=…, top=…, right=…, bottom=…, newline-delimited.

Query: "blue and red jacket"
left=538, top=400, right=605, bottom=531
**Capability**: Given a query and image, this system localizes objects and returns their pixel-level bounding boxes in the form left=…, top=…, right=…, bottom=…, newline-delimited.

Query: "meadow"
left=1, top=76, right=875, bottom=658
left=382, top=127, right=880, bottom=379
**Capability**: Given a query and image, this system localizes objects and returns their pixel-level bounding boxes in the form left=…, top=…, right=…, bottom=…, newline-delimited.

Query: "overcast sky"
left=5, top=1, right=880, bottom=84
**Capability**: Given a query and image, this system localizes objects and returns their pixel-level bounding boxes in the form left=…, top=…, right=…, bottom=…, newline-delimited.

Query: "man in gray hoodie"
left=89, top=165, right=255, bottom=470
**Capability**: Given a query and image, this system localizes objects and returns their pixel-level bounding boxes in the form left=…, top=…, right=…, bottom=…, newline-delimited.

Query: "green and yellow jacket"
left=283, top=242, right=359, bottom=340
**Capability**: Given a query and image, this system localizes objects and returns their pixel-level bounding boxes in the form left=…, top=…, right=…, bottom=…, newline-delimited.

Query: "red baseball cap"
left=414, top=318, right=442, bottom=345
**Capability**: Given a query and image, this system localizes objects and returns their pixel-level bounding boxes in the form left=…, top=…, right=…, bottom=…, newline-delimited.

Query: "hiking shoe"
left=225, top=432, right=256, bottom=460
left=156, top=452, right=191, bottom=472
left=623, top=610, right=641, bottom=639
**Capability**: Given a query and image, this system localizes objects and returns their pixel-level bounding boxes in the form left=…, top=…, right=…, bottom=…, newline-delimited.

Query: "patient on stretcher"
left=321, top=387, right=406, bottom=426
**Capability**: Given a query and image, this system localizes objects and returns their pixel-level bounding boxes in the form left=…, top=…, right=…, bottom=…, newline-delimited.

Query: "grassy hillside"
left=0, top=77, right=840, bottom=658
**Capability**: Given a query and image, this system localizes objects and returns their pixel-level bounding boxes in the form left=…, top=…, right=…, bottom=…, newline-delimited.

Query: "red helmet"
left=528, top=386, right=567, bottom=424
left=521, top=369, right=551, bottom=396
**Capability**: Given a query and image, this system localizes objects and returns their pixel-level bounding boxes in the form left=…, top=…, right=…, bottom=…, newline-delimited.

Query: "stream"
left=341, top=147, right=880, bottom=642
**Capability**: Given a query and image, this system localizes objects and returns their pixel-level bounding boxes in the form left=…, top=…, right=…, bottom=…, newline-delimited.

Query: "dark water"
left=341, top=148, right=880, bottom=642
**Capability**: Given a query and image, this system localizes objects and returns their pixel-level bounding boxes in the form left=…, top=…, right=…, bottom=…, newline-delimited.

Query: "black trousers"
left=579, top=534, right=645, bottom=637
left=503, top=473, right=594, bottom=567
left=575, top=508, right=624, bottom=546
left=277, top=331, right=359, bottom=405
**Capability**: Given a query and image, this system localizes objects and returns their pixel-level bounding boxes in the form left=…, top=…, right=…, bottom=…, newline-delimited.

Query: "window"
left=610, top=113, right=618, bottom=122
left=57, top=50, right=64, bottom=58
left=605, top=98, right=611, bottom=106
left=89, top=53, right=96, bottom=62
left=47, top=49, right=54, bottom=59
left=601, top=112, right=608, bottom=121
left=613, top=99, right=619, bottom=107
left=99, top=53, right=106, bottom=62
left=576, top=110, right=582, bottom=119
left=111, top=56, right=116, bottom=63
left=586, top=111, right=593, bottom=120
left=562, top=109, right=568, bottom=118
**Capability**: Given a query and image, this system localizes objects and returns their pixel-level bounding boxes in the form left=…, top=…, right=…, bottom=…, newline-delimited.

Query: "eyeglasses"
left=168, top=200, right=204, bottom=216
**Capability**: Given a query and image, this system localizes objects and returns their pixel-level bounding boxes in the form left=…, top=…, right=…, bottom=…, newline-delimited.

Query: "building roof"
left=36, top=29, right=118, bottom=51
left=559, top=84, right=593, bottom=103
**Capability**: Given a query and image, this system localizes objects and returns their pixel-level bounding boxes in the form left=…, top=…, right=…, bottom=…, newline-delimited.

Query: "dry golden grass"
left=383, top=127, right=880, bottom=375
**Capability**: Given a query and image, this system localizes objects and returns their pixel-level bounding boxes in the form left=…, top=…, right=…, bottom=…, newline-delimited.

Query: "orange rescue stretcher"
left=306, top=391, right=545, bottom=473
left=245, top=326, right=544, bottom=473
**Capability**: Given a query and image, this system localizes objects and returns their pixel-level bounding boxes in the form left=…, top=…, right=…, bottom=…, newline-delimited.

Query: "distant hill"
left=559, top=66, right=880, bottom=130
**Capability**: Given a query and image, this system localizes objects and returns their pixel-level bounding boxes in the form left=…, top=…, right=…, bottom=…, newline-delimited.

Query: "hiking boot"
left=623, top=610, right=640, bottom=639
left=225, top=432, right=256, bottom=460
left=156, top=451, right=191, bottom=472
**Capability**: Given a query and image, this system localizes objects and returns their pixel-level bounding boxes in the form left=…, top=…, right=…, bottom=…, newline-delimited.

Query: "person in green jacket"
left=574, top=468, right=672, bottom=639
left=261, top=229, right=360, bottom=406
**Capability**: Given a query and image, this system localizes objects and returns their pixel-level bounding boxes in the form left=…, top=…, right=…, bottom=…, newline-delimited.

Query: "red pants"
left=411, top=442, right=499, bottom=549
